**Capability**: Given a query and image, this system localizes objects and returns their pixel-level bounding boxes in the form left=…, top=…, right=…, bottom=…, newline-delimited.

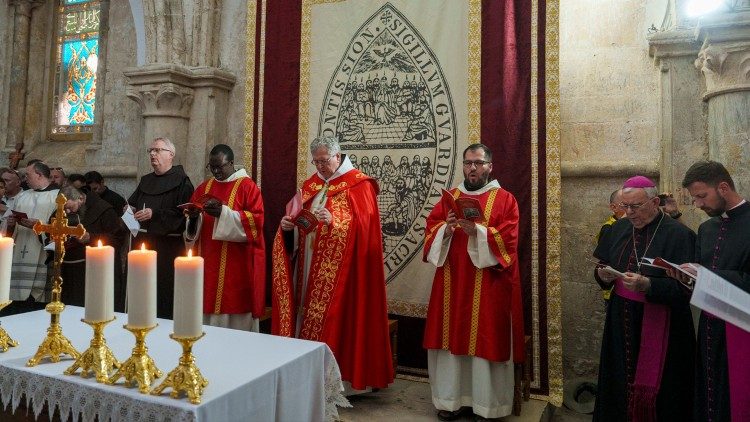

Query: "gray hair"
left=309, top=136, right=340, bottom=156
left=153, top=137, right=176, bottom=154
left=61, top=185, right=85, bottom=201
left=622, top=186, right=658, bottom=199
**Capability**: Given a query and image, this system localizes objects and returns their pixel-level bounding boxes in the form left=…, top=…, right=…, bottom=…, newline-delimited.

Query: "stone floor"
left=337, top=377, right=592, bottom=422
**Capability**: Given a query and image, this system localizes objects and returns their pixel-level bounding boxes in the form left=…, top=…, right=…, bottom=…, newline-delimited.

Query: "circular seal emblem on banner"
left=318, top=3, right=457, bottom=282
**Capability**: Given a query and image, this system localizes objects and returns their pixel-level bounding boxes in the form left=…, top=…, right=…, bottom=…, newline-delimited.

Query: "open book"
left=285, top=189, right=318, bottom=235
left=691, top=267, right=750, bottom=333
left=441, top=189, right=485, bottom=222
left=641, top=257, right=696, bottom=290
left=178, top=194, right=222, bottom=213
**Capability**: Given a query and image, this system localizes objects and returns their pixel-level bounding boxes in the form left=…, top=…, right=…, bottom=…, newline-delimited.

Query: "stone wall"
left=559, top=0, right=668, bottom=384
left=0, top=0, right=250, bottom=197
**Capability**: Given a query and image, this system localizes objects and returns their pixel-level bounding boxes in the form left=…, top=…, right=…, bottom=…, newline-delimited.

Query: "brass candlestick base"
left=152, top=333, right=208, bottom=404
left=26, top=301, right=80, bottom=366
left=0, top=301, right=18, bottom=352
left=64, top=317, right=120, bottom=382
left=108, top=324, right=162, bottom=393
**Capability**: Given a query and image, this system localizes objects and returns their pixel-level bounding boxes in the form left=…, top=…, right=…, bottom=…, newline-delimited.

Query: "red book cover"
left=178, top=193, right=221, bottom=212
left=441, top=189, right=485, bottom=222
left=292, top=209, right=318, bottom=235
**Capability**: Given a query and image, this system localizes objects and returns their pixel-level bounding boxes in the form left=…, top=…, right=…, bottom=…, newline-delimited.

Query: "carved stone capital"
left=648, top=29, right=701, bottom=62
left=124, top=63, right=236, bottom=118
left=694, top=11, right=750, bottom=99
left=126, top=83, right=194, bottom=119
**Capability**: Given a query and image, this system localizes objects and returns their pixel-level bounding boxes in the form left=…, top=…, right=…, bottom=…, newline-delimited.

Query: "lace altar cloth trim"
left=0, top=365, right=192, bottom=422
left=0, top=352, right=349, bottom=422
left=324, top=347, right=351, bottom=420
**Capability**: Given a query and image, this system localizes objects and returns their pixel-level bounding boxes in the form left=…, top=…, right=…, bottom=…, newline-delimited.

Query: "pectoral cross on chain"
left=33, top=194, right=86, bottom=299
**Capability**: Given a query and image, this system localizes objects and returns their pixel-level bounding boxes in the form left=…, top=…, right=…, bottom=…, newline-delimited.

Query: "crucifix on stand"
left=26, top=194, right=86, bottom=366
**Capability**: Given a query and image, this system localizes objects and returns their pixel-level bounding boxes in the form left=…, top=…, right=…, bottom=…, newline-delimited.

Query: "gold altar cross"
left=34, top=194, right=86, bottom=277
left=26, top=193, right=86, bottom=366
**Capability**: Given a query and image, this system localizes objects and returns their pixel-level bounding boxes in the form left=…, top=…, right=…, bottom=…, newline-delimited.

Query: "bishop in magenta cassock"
left=422, top=144, right=524, bottom=420
left=593, top=175, right=696, bottom=422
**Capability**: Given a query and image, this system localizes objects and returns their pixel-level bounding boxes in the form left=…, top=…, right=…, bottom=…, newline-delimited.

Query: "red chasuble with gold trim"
left=423, top=186, right=525, bottom=363
left=271, top=169, right=394, bottom=390
left=191, top=176, right=265, bottom=317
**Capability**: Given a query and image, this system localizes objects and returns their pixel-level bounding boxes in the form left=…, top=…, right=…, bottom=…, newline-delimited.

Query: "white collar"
left=215, top=168, right=248, bottom=183
left=319, top=154, right=354, bottom=182
left=721, top=199, right=747, bottom=218
left=458, top=179, right=500, bottom=195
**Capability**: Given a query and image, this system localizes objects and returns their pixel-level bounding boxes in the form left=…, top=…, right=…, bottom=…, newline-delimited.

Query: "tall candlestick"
left=127, top=244, right=157, bottom=328
left=173, top=250, right=203, bottom=338
left=0, top=236, right=13, bottom=303
left=85, top=241, right=114, bottom=321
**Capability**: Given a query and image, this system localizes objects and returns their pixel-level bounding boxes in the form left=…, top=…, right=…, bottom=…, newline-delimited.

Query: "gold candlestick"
left=0, top=301, right=18, bottom=352
left=151, top=333, right=208, bottom=404
left=64, top=317, right=120, bottom=382
left=27, top=194, right=85, bottom=366
left=107, top=324, right=162, bottom=393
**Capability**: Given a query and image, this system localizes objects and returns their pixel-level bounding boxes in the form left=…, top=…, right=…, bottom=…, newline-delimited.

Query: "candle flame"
left=188, top=249, right=193, bottom=258
left=98, top=239, right=103, bottom=247
left=141, top=243, right=146, bottom=251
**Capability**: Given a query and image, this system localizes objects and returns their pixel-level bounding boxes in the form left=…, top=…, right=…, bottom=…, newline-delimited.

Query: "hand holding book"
left=641, top=257, right=697, bottom=290
left=178, top=194, right=222, bottom=216
left=283, top=189, right=320, bottom=235
left=441, top=189, right=485, bottom=223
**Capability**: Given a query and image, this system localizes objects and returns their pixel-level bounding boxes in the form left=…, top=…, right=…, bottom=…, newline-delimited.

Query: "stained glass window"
left=52, top=0, right=101, bottom=136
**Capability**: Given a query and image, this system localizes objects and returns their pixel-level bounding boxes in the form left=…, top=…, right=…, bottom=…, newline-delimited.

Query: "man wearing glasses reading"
left=422, top=143, right=524, bottom=421
left=592, top=175, right=696, bottom=422
left=184, top=144, right=265, bottom=332
left=128, top=137, right=194, bottom=319
left=272, top=136, right=393, bottom=394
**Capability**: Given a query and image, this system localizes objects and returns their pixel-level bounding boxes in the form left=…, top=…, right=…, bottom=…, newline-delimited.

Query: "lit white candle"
left=84, top=240, right=114, bottom=321
left=173, top=249, right=204, bottom=338
left=0, top=236, right=13, bottom=303
left=127, top=243, right=157, bottom=328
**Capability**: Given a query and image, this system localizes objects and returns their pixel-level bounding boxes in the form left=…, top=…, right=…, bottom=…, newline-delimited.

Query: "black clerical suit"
left=694, top=201, right=750, bottom=422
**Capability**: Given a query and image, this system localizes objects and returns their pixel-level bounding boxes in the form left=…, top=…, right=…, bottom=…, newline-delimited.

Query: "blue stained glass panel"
left=64, top=0, right=94, bottom=5
left=62, top=38, right=98, bottom=125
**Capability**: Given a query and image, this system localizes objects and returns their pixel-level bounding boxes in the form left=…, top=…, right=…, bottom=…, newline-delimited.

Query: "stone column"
left=6, top=0, right=44, bottom=165
left=648, top=29, right=706, bottom=227
left=694, top=9, right=750, bottom=193
left=124, top=63, right=235, bottom=184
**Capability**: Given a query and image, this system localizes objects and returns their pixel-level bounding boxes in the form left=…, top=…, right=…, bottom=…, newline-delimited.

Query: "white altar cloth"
left=0, top=307, right=348, bottom=421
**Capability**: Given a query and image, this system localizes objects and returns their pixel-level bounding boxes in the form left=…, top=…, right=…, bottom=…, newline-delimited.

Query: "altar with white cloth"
left=0, top=307, right=347, bottom=421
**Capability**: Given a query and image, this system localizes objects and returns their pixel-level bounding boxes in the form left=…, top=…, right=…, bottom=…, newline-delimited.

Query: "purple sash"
left=726, top=322, right=750, bottom=421
left=615, top=279, right=670, bottom=422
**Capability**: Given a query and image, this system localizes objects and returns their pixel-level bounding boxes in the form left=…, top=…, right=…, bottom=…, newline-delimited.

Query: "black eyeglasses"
left=462, top=160, right=489, bottom=168
left=205, top=162, right=233, bottom=171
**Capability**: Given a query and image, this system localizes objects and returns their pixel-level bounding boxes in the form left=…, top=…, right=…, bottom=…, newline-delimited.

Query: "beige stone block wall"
left=560, top=0, right=667, bottom=384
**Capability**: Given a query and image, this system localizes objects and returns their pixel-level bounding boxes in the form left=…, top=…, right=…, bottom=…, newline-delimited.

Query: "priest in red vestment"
left=422, top=143, right=524, bottom=421
left=271, top=136, right=393, bottom=392
left=185, top=144, right=265, bottom=331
